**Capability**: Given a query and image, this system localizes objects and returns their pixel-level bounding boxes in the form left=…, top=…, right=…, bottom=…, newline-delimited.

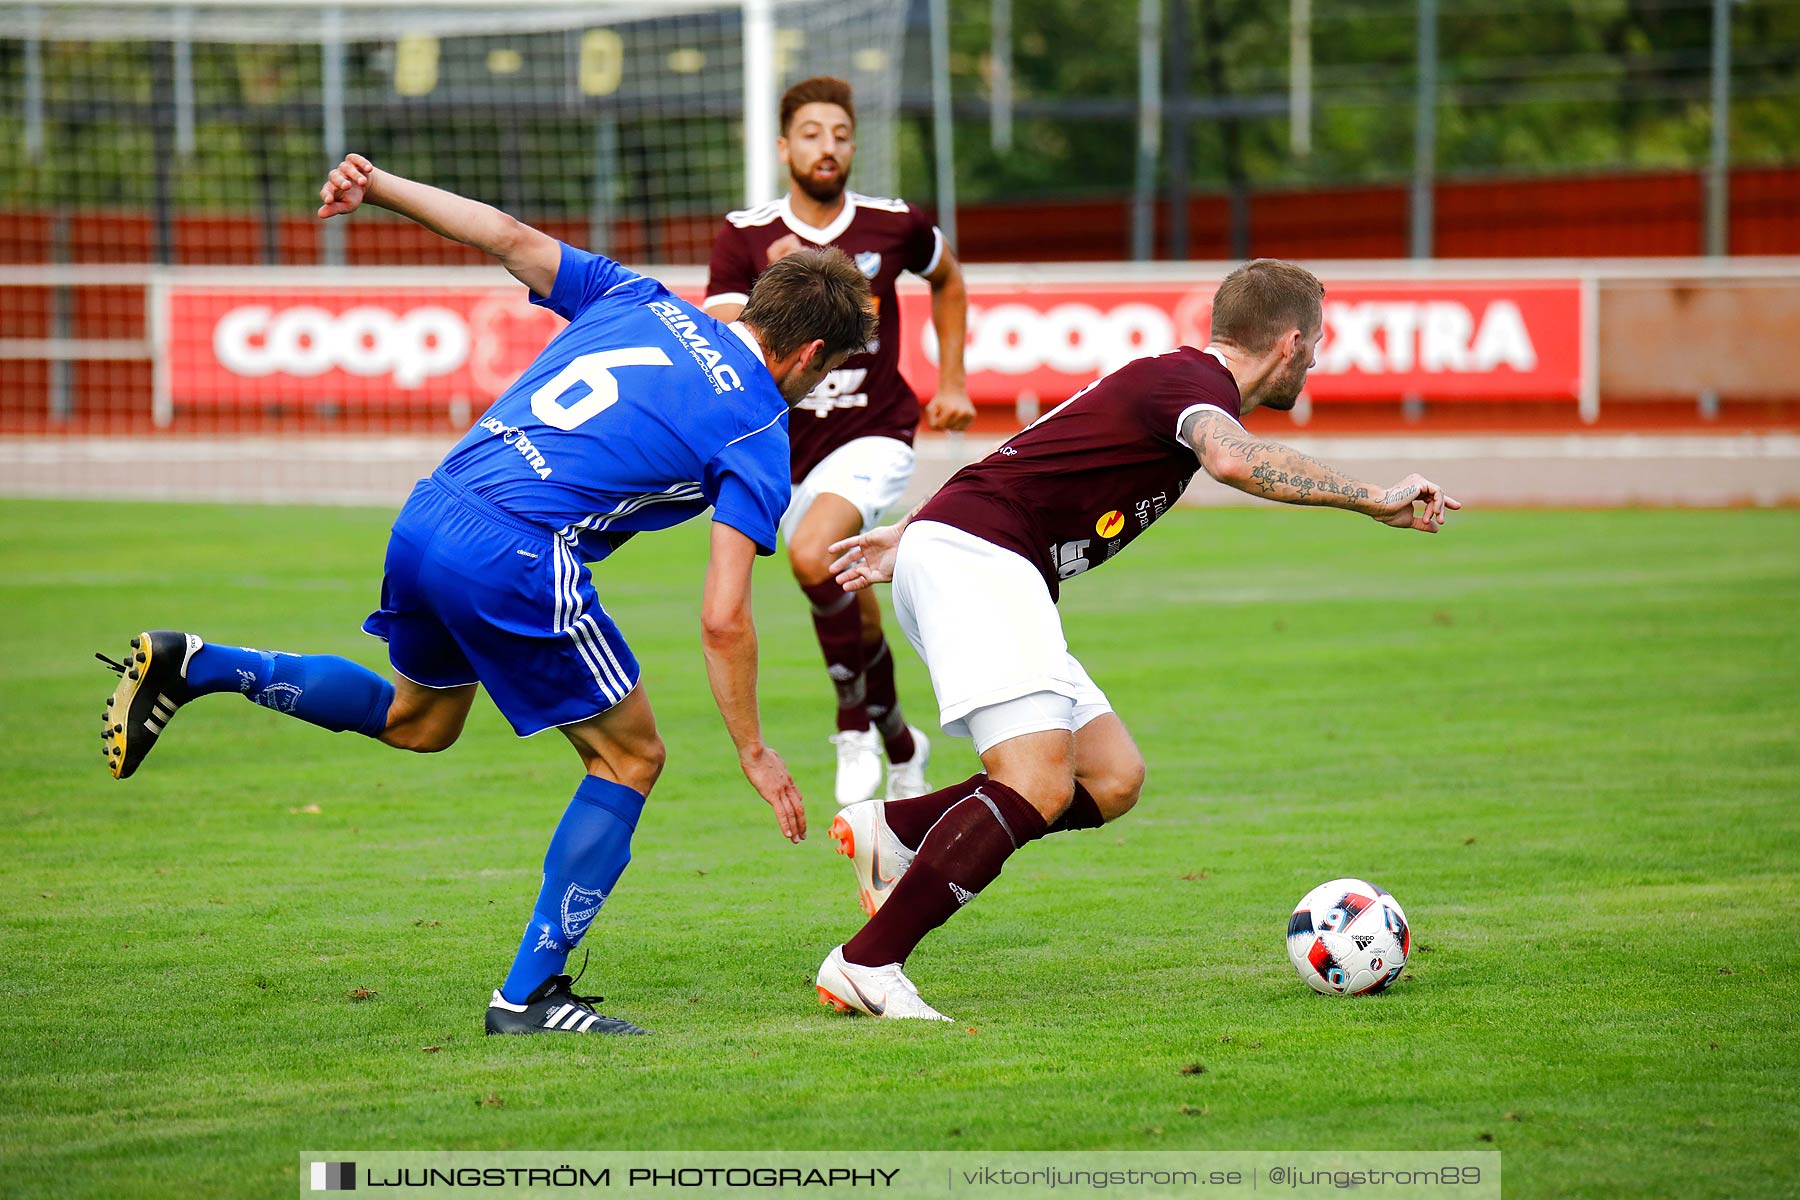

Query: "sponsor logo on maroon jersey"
left=1051, top=539, right=1093, bottom=580
left=796, top=368, right=871, bottom=419
left=1134, top=492, right=1171, bottom=529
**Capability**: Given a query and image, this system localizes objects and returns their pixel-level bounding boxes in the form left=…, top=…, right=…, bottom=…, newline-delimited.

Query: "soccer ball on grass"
left=1286, top=878, right=1410, bottom=995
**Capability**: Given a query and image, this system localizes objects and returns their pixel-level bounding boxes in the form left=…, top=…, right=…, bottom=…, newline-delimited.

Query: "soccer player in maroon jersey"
left=810, top=259, right=1461, bottom=1020
left=703, top=77, right=975, bottom=810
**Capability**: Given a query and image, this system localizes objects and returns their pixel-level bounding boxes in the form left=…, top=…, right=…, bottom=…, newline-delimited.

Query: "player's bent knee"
left=1093, top=757, right=1146, bottom=820
left=787, top=542, right=835, bottom=589
left=379, top=684, right=472, bottom=754
left=976, top=720, right=1079, bottom=821
left=627, top=735, right=667, bottom=793
left=585, top=733, right=665, bottom=795
left=1034, top=777, right=1078, bottom=822
left=384, top=721, right=460, bottom=754
left=982, top=760, right=1075, bottom=823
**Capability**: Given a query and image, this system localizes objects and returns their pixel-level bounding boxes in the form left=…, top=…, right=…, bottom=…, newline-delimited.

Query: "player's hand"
left=1371, top=474, right=1461, bottom=532
left=828, top=522, right=903, bottom=591
left=317, top=153, right=375, bottom=220
left=740, top=744, right=806, bottom=843
left=925, top=384, right=976, bottom=432
left=765, top=233, right=806, bottom=265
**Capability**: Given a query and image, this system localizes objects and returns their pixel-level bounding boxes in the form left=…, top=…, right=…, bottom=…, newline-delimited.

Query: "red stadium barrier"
left=153, top=277, right=1585, bottom=418
left=7, top=259, right=1798, bottom=436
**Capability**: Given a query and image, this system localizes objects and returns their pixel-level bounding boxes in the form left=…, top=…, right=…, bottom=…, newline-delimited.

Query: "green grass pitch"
left=2, top=499, right=1796, bottom=1198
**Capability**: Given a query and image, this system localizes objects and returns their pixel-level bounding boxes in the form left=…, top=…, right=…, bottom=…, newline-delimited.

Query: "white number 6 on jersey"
left=530, top=346, right=673, bottom=431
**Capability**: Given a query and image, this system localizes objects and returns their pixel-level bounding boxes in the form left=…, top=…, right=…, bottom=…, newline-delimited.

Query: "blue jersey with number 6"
left=437, top=241, right=791, bottom=563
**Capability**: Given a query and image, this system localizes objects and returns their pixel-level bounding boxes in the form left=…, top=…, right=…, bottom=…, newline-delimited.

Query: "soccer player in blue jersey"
left=95, top=153, right=875, bottom=1036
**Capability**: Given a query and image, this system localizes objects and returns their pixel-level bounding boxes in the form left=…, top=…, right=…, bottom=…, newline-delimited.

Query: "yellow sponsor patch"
left=1095, top=510, right=1125, bottom=538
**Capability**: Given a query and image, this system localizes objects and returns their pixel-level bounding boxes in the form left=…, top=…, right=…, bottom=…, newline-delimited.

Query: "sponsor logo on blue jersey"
left=475, top=416, right=556, bottom=479
left=647, top=300, right=744, bottom=394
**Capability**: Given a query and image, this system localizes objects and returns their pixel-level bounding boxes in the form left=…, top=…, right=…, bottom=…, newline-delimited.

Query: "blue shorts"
left=362, top=471, right=641, bottom=736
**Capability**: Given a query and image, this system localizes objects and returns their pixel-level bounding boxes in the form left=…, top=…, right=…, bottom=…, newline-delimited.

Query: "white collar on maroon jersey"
left=726, top=321, right=771, bottom=374
left=1200, top=344, right=1231, bottom=369
left=779, top=193, right=858, bottom=245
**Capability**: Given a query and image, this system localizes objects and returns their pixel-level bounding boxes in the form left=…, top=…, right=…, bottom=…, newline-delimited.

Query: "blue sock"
left=185, top=643, right=393, bottom=737
left=501, top=776, right=646, bottom=1005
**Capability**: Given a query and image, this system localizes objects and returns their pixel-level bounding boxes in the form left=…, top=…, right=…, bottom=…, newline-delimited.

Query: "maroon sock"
left=844, top=780, right=1048, bottom=967
left=862, top=636, right=916, bottom=762
left=1046, top=782, right=1106, bottom=835
left=882, top=772, right=987, bottom=850
left=801, top=579, right=868, bottom=731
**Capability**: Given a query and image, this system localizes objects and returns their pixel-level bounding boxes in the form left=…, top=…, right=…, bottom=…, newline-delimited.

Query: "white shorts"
left=893, top=520, right=1113, bottom=754
left=779, top=435, right=917, bottom=546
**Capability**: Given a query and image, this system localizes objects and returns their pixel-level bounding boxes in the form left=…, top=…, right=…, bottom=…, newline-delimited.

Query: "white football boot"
left=830, top=727, right=883, bottom=808
left=884, top=726, right=932, bottom=800
left=829, top=799, right=916, bottom=917
left=815, top=945, right=950, bottom=1021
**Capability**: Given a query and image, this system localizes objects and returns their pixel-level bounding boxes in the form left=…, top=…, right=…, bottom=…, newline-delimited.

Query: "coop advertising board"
left=162, top=285, right=570, bottom=404
left=892, top=278, right=1586, bottom=403
left=161, top=276, right=1584, bottom=406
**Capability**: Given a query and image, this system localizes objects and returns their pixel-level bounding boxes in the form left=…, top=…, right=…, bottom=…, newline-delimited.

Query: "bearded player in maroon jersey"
left=809, top=259, right=1461, bottom=1020
left=704, top=77, right=975, bottom=810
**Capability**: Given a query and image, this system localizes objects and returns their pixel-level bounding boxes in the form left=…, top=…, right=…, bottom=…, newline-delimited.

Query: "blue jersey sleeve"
left=531, top=241, right=641, bottom=322
left=704, top=413, right=792, bottom=556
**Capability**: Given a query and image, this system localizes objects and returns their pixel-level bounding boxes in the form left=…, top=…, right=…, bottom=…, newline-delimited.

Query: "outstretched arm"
left=701, top=521, right=807, bottom=842
left=1182, top=408, right=1460, bottom=532
left=316, top=153, right=562, bottom=297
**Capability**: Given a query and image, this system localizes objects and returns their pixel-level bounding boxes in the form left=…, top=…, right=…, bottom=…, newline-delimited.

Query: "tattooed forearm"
left=1216, top=432, right=1374, bottom=506
left=1247, top=461, right=1371, bottom=504
left=1184, top=411, right=1376, bottom=511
